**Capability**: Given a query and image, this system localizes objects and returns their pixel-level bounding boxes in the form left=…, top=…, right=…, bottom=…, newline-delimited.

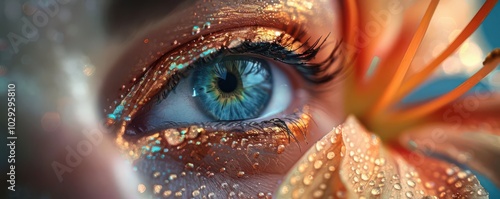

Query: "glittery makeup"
left=103, top=0, right=343, bottom=198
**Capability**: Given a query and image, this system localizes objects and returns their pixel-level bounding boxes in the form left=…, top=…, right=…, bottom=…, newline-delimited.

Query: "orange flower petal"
left=401, top=124, right=500, bottom=187
left=276, top=116, right=489, bottom=198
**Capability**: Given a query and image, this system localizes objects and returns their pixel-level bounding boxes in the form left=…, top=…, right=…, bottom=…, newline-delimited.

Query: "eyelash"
left=156, top=33, right=343, bottom=104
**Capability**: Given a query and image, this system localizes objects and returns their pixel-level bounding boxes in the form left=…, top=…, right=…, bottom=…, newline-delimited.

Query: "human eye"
left=102, top=1, right=344, bottom=198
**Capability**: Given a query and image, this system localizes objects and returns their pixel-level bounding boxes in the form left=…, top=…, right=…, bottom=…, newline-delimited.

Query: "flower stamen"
left=369, top=0, right=440, bottom=117
left=393, top=49, right=500, bottom=121
left=392, top=0, right=498, bottom=107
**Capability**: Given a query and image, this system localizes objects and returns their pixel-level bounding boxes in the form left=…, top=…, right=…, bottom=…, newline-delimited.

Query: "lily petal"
left=276, top=116, right=488, bottom=198
left=402, top=99, right=500, bottom=187
left=405, top=92, right=500, bottom=187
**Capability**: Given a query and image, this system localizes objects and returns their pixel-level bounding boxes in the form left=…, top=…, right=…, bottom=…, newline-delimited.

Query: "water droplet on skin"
left=162, top=190, right=173, bottom=197
left=192, top=190, right=200, bottom=197
left=258, top=192, right=265, bottom=198
left=187, top=126, right=201, bottom=139
left=164, top=129, right=185, bottom=146
left=447, top=176, right=457, bottom=184
left=371, top=187, right=381, bottom=195
left=153, top=171, right=161, bottom=178
left=237, top=171, right=245, bottom=178
left=169, top=174, right=177, bottom=180
left=203, top=21, right=211, bottom=29
left=457, top=171, right=468, bottom=179
left=192, top=26, right=201, bottom=35
left=446, top=168, right=455, bottom=176
left=138, top=184, right=146, bottom=193
left=153, top=185, right=162, bottom=194
left=253, top=162, right=259, bottom=169
left=477, top=188, right=487, bottom=196
left=185, top=163, right=194, bottom=169
left=277, top=144, right=285, bottom=154
left=253, top=152, right=260, bottom=158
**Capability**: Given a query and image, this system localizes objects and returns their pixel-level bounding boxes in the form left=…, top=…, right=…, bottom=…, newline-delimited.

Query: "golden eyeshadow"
left=117, top=106, right=311, bottom=162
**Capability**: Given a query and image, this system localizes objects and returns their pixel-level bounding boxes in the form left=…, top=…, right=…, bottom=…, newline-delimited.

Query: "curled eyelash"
left=157, top=35, right=343, bottom=103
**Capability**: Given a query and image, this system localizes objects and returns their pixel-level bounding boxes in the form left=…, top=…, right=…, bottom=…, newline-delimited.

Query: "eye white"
left=140, top=58, right=292, bottom=123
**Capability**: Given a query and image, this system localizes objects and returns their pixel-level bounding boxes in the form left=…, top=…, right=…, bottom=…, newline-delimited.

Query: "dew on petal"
left=370, top=187, right=381, bottom=196
left=393, top=183, right=402, bottom=190
left=327, top=152, right=335, bottom=159
left=405, top=191, right=414, bottom=198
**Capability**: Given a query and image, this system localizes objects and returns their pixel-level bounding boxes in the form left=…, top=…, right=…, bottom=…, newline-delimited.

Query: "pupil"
left=217, top=72, right=238, bottom=93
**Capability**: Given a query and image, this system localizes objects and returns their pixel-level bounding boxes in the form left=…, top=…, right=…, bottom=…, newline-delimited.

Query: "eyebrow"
left=105, top=0, right=196, bottom=37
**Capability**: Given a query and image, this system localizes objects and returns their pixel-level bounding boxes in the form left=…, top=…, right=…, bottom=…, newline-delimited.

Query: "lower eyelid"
left=121, top=112, right=312, bottom=193
left=119, top=106, right=311, bottom=155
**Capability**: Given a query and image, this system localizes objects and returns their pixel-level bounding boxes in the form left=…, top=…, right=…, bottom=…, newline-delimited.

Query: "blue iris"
left=191, top=57, right=273, bottom=120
